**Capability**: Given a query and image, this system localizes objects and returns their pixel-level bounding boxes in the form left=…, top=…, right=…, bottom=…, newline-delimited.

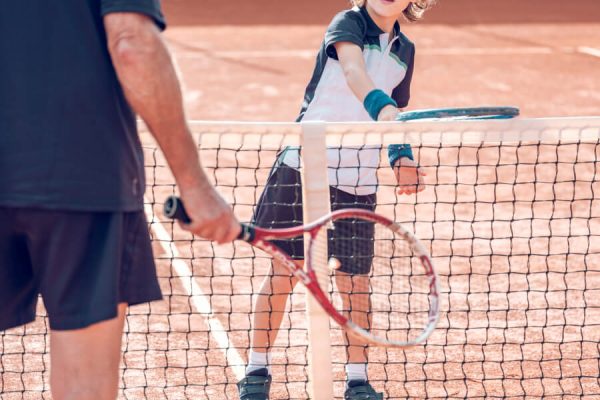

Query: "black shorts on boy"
left=253, top=161, right=376, bottom=275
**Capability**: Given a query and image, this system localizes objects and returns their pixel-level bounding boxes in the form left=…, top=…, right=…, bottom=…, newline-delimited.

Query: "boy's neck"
left=365, top=3, right=397, bottom=34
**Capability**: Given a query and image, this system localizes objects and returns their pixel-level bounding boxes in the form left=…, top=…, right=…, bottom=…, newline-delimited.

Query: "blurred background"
left=159, top=0, right=600, bottom=120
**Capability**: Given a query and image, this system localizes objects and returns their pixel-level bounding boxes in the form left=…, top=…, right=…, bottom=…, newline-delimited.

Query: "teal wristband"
left=388, top=144, right=414, bottom=167
left=363, top=89, right=397, bottom=121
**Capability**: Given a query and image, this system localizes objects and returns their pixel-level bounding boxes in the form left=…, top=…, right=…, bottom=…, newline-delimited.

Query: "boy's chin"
left=369, top=3, right=405, bottom=17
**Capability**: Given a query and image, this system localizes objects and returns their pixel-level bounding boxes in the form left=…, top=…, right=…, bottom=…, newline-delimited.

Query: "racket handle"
left=163, top=196, right=254, bottom=241
left=164, top=195, right=191, bottom=224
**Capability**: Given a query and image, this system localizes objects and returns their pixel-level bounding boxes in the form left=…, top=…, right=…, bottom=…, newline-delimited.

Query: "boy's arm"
left=335, top=41, right=424, bottom=194
left=335, top=42, right=413, bottom=167
left=334, top=42, right=399, bottom=121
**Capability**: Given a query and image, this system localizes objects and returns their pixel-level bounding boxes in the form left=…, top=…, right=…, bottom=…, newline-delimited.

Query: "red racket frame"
left=164, top=196, right=440, bottom=347
left=238, top=208, right=440, bottom=347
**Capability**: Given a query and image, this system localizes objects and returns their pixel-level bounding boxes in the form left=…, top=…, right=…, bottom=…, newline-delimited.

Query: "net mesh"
left=1, top=118, right=599, bottom=399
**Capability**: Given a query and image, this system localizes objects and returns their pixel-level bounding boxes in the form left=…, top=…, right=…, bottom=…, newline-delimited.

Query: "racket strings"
left=315, top=217, right=433, bottom=344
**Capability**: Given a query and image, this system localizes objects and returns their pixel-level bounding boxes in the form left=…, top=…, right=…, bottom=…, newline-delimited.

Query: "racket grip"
left=164, top=196, right=191, bottom=224
left=163, top=196, right=254, bottom=241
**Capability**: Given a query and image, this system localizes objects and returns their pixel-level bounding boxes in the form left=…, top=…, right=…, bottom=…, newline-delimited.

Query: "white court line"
left=578, top=46, right=600, bottom=58
left=156, top=56, right=244, bottom=381
left=144, top=202, right=246, bottom=381
left=173, top=46, right=558, bottom=59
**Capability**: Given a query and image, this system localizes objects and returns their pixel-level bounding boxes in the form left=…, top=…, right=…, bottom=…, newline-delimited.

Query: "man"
left=0, top=1, right=240, bottom=399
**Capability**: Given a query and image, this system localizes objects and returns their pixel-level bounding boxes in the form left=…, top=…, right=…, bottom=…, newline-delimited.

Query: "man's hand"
left=377, top=105, right=400, bottom=121
left=393, top=158, right=427, bottom=195
left=179, top=183, right=241, bottom=244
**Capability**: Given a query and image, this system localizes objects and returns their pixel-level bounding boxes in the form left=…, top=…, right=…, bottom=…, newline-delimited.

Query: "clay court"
left=1, top=1, right=600, bottom=399
left=162, top=0, right=600, bottom=120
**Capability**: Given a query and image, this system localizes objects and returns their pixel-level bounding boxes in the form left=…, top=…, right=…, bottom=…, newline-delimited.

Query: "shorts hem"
left=122, top=291, right=163, bottom=307
left=0, top=312, right=36, bottom=331
left=49, top=307, right=119, bottom=331
left=335, top=268, right=372, bottom=276
left=48, top=289, right=163, bottom=331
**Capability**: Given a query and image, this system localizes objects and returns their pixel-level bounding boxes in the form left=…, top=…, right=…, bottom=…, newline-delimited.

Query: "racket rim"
left=164, top=196, right=440, bottom=347
left=305, top=209, right=441, bottom=348
left=244, top=208, right=391, bottom=242
left=396, top=106, right=520, bottom=121
left=219, top=206, right=442, bottom=347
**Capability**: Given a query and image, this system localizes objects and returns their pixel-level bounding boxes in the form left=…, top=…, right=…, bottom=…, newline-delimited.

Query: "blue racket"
left=396, top=106, right=519, bottom=121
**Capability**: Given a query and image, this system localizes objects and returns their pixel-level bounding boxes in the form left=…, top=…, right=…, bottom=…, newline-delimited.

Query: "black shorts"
left=253, top=163, right=376, bottom=275
left=0, top=208, right=162, bottom=331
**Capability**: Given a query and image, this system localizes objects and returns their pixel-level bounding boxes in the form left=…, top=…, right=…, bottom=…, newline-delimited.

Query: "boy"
left=238, top=1, right=436, bottom=399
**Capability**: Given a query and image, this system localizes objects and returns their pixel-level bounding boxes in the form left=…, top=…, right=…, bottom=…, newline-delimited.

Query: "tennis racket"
left=396, top=106, right=519, bottom=121
left=164, top=195, right=440, bottom=348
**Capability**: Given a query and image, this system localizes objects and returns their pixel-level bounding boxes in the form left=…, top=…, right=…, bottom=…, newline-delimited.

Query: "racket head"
left=396, top=106, right=519, bottom=122
left=163, top=196, right=440, bottom=347
left=306, top=208, right=440, bottom=348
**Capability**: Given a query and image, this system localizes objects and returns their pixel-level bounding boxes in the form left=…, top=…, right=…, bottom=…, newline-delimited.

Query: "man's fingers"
left=193, top=222, right=228, bottom=243
left=223, top=221, right=242, bottom=243
left=176, top=187, right=241, bottom=243
left=176, top=220, right=191, bottom=232
left=209, top=223, right=241, bottom=244
left=202, top=217, right=240, bottom=243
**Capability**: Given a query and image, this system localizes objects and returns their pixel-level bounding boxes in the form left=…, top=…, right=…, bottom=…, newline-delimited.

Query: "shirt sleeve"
left=101, top=0, right=166, bottom=31
left=391, top=44, right=415, bottom=108
left=324, top=10, right=366, bottom=60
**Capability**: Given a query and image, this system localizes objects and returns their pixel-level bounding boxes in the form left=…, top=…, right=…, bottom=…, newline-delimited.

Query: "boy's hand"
left=377, top=105, right=400, bottom=121
left=393, top=158, right=427, bottom=195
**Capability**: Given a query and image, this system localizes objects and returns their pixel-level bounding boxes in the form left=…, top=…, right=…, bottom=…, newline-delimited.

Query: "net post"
left=300, top=121, right=334, bottom=399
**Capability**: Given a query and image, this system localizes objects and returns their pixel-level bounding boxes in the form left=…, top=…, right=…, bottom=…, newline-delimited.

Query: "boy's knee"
left=268, top=275, right=297, bottom=294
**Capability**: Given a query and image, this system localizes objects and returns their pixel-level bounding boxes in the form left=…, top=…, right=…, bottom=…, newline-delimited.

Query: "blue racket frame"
left=396, top=106, right=520, bottom=121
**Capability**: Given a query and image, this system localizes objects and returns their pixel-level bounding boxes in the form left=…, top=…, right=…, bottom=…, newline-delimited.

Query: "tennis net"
left=1, top=117, right=599, bottom=399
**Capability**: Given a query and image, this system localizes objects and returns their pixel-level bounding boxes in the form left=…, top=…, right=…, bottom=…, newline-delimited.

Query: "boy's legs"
left=335, top=273, right=371, bottom=364
left=246, top=160, right=304, bottom=375
left=249, top=259, right=300, bottom=372
left=239, top=260, right=299, bottom=400
left=329, top=189, right=382, bottom=398
left=336, top=273, right=382, bottom=399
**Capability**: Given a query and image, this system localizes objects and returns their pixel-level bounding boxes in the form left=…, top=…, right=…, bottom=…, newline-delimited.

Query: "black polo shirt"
left=0, top=1, right=165, bottom=211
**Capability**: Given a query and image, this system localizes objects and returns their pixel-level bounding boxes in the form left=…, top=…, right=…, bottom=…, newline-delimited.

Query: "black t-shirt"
left=0, top=1, right=165, bottom=211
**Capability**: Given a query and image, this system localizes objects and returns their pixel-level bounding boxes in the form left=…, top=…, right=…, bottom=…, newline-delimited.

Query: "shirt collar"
left=359, top=6, right=401, bottom=37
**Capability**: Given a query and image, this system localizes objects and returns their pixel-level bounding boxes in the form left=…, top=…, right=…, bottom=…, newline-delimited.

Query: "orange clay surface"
left=154, top=2, right=600, bottom=398
left=162, top=0, right=600, bottom=121
left=1, top=1, right=599, bottom=399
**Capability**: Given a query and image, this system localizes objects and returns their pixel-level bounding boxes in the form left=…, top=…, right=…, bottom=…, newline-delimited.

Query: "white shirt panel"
left=282, top=43, right=407, bottom=195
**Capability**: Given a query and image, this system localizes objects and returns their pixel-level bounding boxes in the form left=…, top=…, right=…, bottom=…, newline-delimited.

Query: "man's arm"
left=104, top=12, right=239, bottom=243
